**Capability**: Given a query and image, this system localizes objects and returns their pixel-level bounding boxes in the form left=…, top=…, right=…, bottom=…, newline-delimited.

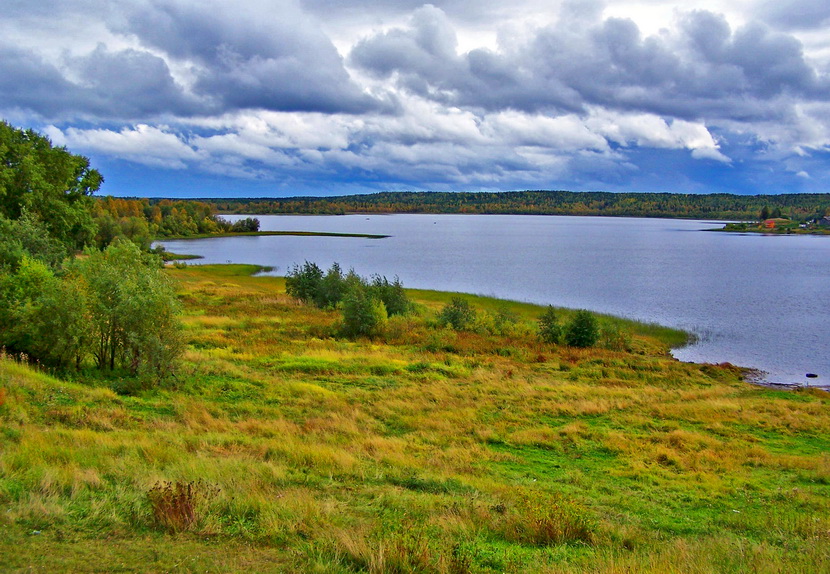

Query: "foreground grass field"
left=2, top=264, right=829, bottom=573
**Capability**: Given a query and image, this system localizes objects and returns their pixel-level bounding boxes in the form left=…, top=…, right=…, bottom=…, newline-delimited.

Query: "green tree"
left=564, top=310, right=599, bottom=348
left=71, top=239, right=182, bottom=380
left=538, top=306, right=562, bottom=344
left=25, top=273, right=90, bottom=370
left=370, top=275, right=411, bottom=316
left=0, top=212, right=69, bottom=270
left=438, top=297, right=477, bottom=331
left=0, top=255, right=58, bottom=354
left=230, top=217, right=260, bottom=232
left=0, top=121, right=102, bottom=251
left=340, top=283, right=388, bottom=338
left=316, top=262, right=347, bottom=309
left=285, top=261, right=324, bottom=305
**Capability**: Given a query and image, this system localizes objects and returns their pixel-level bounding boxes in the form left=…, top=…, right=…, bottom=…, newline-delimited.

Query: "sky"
left=2, top=0, right=830, bottom=198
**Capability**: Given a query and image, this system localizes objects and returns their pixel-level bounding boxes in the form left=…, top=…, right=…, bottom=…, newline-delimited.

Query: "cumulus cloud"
left=351, top=5, right=828, bottom=122
left=57, top=125, right=201, bottom=169
left=109, top=0, right=382, bottom=114
left=755, top=0, right=830, bottom=30
left=0, top=0, right=384, bottom=121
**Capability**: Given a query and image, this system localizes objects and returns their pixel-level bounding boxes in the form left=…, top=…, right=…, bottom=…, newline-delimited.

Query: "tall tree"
left=0, top=121, right=102, bottom=251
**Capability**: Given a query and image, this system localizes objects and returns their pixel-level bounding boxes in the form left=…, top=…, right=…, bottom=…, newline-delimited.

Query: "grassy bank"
left=1, top=265, right=829, bottom=572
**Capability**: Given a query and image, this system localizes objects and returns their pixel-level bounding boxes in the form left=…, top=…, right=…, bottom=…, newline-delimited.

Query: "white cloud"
left=60, top=124, right=200, bottom=169
left=483, top=111, right=609, bottom=151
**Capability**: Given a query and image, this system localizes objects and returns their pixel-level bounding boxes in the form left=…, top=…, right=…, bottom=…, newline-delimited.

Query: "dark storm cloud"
left=71, top=45, right=200, bottom=117
left=0, top=42, right=200, bottom=120
left=0, top=0, right=385, bottom=120
left=0, top=46, right=83, bottom=118
left=110, top=0, right=383, bottom=114
left=351, top=6, right=828, bottom=121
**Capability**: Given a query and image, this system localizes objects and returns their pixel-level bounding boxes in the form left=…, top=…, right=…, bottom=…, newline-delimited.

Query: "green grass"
left=1, top=264, right=829, bottom=572
left=160, top=251, right=204, bottom=261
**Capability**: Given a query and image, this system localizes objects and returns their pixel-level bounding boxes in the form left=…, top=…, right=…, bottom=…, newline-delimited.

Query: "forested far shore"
left=198, top=190, right=830, bottom=221
left=93, top=196, right=259, bottom=248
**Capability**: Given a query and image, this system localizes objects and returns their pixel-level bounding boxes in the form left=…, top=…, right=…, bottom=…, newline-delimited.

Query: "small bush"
left=285, top=261, right=324, bottom=305
left=370, top=275, right=411, bottom=316
left=437, top=297, right=476, bottom=331
left=341, top=284, right=388, bottom=339
left=315, top=262, right=347, bottom=309
left=600, top=322, right=632, bottom=351
left=147, top=480, right=219, bottom=533
left=538, top=306, right=562, bottom=344
left=565, top=310, right=599, bottom=348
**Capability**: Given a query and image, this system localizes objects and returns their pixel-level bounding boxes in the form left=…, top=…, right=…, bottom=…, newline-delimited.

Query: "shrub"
left=73, top=239, right=183, bottom=380
left=538, top=306, right=562, bottom=344
left=438, top=297, right=476, bottom=331
left=600, top=322, right=632, bottom=351
left=370, top=275, right=411, bottom=316
left=147, top=480, right=219, bottom=533
left=285, top=261, right=324, bottom=304
left=341, top=284, right=388, bottom=338
left=565, top=310, right=599, bottom=348
left=315, top=262, right=347, bottom=309
left=493, top=305, right=519, bottom=332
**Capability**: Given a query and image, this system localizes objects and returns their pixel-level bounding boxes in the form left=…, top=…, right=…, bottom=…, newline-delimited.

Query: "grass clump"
left=495, top=492, right=597, bottom=547
left=147, top=480, right=220, bottom=533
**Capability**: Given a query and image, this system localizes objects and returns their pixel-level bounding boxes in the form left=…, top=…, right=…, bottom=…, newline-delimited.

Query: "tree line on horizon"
left=207, top=190, right=830, bottom=221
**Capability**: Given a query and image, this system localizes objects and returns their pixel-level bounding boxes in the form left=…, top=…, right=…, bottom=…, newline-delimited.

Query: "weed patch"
left=147, top=480, right=219, bottom=533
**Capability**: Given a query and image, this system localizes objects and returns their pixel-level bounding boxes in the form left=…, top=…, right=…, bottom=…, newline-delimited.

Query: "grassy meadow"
left=1, top=264, right=829, bottom=573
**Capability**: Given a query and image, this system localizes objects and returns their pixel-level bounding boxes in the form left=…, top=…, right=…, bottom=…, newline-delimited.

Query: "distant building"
left=819, top=216, right=830, bottom=227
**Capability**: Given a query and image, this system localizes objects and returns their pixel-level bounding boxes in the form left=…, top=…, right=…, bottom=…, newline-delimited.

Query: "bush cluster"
left=533, top=307, right=601, bottom=348
left=435, top=300, right=617, bottom=349
left=435, top=298, right=530, bottom=337
left=285, top=261, right=411, bottom=338
left=0, top=239, right=182, bottom=383
left=227, top=217, right=260, bottom=233
left=0, top=123, right=183, bottom=386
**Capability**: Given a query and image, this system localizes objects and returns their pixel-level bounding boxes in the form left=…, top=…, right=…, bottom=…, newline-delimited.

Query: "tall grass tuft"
left=495, top=492, right=596, bottom=546
left=147, top=480, right=219, bottom=533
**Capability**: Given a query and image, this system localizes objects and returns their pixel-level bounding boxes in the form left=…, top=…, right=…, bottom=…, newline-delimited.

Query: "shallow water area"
left=159, top=214, right=830, bottom=386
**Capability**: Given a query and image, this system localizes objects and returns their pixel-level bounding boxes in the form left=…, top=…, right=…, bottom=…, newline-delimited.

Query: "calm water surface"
left=160, top=214, right=830, bottom=385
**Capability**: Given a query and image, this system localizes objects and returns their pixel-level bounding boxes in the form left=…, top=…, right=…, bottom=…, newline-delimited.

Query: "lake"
left=159, top=214, right=830, bottom=386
